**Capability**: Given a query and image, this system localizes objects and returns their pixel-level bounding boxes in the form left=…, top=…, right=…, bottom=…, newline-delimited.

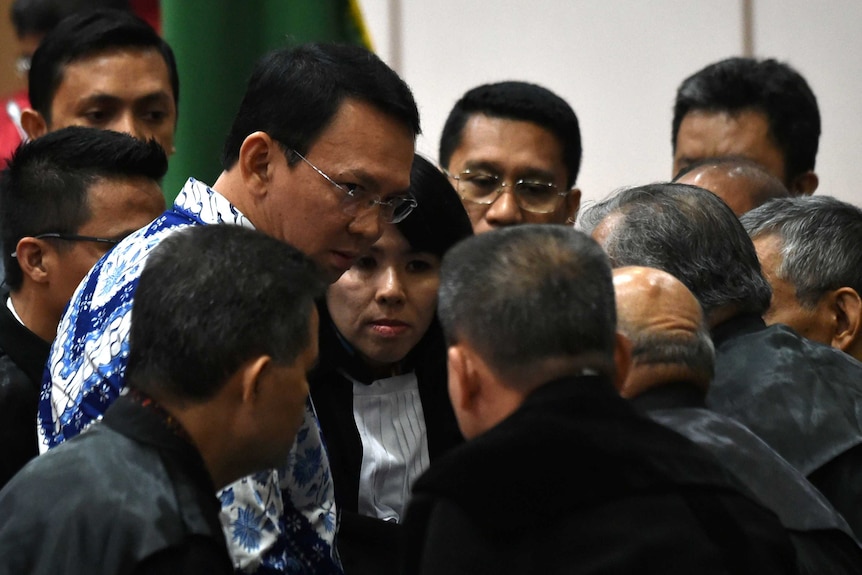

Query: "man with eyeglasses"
left=438, top=81, right=582, bottom=233
left=40, top=42, right=419, bottom=575
left=0, top=126, right=166, bottom=489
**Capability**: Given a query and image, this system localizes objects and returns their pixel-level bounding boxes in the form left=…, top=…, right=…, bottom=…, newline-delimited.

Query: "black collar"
left=0, top=290, right=51, bottom=385
left=629, top=383, right=707, bottom=413
left=710, top=313, right=766, bottom=347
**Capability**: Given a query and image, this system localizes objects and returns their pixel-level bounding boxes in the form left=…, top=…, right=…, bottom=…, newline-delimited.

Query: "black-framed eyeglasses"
left=291, top=150, right=418, bottom=224
left=444, top=169, right=568, bottom=214
left=10, top=233, right=122, bottom=258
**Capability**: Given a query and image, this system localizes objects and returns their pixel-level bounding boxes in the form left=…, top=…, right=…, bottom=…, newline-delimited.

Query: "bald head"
left=673, top=157, right=791, bottom=216
left=613, top=266, right=715, bottom=398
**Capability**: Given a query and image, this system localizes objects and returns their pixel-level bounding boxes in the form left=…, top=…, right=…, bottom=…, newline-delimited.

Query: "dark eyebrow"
left=460, top=161, right=556, bottom=183
left=134, top=92, right=174, bottom=106
left=76, top=94, right=122, bottom=108
left=517, top=168, right=557, bottom=183
left=77, top=91, right=173, bottom=108
left=345, top=167, right=410, bottom=199
left=460, top=160, right=504, bottom=174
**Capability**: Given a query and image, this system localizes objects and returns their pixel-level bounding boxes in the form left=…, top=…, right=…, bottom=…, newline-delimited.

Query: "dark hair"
left=438, top=81, right=582, bottom=189
left=438, top=224, right=616, bottom=379
left=221, top=42, right=420, bottom=169
left=396, top=154, right=473, bottom=258
left=741, top=195, right=862, bottom=308
left=11, top=0, right=130, bottom=37
left=126, top=225, right=326, bottom=402
left=27, top=8, right=179, bottom=123
left=579, top=183, right=771, bottom=317
left=0, top=126, right=167, bottom=289
left=672, top=57, right=820, bottom=184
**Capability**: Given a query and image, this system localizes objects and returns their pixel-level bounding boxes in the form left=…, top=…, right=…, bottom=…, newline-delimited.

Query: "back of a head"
left=221, top=42, right=420, bottom=169
left=28, top=8, right=179, bottom=121
left=396, top=154, right=473, bottom=259
left=438, top=81, right=582, bottom=188
left=11, top=0, right=130, bottom=37
left=438, top=224, right=616, bottom=382
left=0, top=126, right=167, bottom=289
left=613, top=267, right=715, bottom=394
left=126, top=225, right=326, bottom=403
left=673, top=155, right=792, bottom=216
left=580, top=183, right=771, bottom=318
left=741, top=195, right=862, bottom=307
left=672, top=57, right=820, bottom=183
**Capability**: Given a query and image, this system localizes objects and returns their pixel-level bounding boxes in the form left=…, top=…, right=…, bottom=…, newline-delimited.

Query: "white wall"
left=754, top=0, right=862, bottom=205
left=359, top=0, right=862, bottom=208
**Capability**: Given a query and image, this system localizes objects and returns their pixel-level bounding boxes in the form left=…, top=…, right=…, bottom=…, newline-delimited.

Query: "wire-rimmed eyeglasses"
left=291, top=150, right=417, bottom=224
left=444, top=169, right=568, bottom=214
left=10, top=233, right=122, bottom=258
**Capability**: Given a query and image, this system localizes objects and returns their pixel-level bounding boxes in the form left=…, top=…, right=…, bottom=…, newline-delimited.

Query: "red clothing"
left=129, top=0, right=161, bottom=34
left=0, top=89, right=29, bottom=167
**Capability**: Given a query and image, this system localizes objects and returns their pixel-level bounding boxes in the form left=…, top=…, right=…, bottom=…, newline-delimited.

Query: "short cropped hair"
left=28, top=8, right=179, bottom=123
left=741, top=196, right=862, bottom=308
left=11, top=0, right=130, bottom=37
left=672, top=57, right=820, bottom=184
left=0, top=126, right=167, bottom=289
left=126, top=225, right=326, bottom=402
left=617, top=313, right=715, bottom=385
left=221, top=42, right=420, bottom=169
left=397, top=154, right=473, bottom=259
left=438, top=225, right=616, bottom=378
left=579, top=183, right=771, bottom=317
left=439, top=81, right=582, bottom=189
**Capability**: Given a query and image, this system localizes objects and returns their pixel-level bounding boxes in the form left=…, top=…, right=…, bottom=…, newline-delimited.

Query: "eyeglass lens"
left=457, top=172, right=561, bottom=213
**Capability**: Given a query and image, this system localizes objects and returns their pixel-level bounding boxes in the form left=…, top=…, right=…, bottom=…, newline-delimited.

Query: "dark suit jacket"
left=708, top=314, right=862, bottom=539
left=0, top=290, right=50, bottom=488
left=0, top=394, right=232, bottom=575
left=635, top=383, right=862, bottom=574
left=402, top=375, right=798, bottom=575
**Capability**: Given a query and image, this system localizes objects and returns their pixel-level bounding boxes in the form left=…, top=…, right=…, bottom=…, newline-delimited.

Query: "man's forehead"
left=674, top=109, right=785, bottom=180
left=451, top=114, right=566, bottom=175
left=62, top=46, right=174, bottom=91
left=458, top=113, right=559, bottom=146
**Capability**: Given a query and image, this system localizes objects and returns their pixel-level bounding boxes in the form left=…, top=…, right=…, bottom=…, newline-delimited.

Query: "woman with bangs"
left=310, top=155, right=474, bottom=575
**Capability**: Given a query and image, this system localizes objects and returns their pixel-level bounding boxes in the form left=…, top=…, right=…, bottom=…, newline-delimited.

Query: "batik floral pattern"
left=40, top=178, right=342, bottom=575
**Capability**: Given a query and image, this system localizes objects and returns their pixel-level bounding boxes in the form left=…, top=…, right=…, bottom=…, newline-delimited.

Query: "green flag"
left=160, top=0, right=371, bottom=201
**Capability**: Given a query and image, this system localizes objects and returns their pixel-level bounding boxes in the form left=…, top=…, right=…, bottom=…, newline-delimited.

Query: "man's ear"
left=14, top=238, right=50, bottom=284
left=788, top=170, right=818, bottom=197
left=447, top=344, right=477, bottom=415
left=448, top=343, right=488, bottom=439
left=20, top=109, right=48, bottom=141
left=830, top=287, right=862, bottom=354
left=564, top=187, right=582, bottom=225
left=238, top=355, right=272, bottom=404
left=613, top=332, right=633, bottom=393
left=237, top=132, right=280, bottom=199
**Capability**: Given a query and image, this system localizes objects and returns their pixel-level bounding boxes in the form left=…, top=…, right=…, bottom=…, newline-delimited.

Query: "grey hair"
left=741, top=195, right=862, bottom=307
left=617, top=317, right=715, bottom=384
left=579, top=183, right=772, bottom=317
